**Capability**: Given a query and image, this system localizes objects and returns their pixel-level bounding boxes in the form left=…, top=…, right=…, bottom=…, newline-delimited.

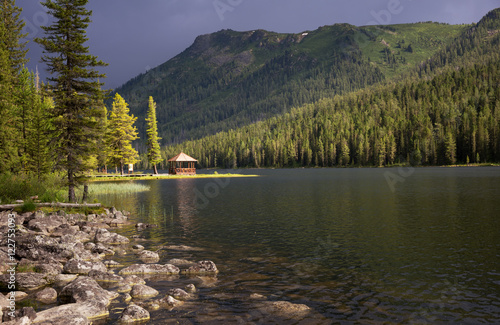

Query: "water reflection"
left=95, top=168, right=500, bottom=324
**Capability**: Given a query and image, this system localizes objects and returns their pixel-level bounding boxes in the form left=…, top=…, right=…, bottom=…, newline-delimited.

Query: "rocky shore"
left=0, top=208, right=315, bottom=324
left=0, top=208, right=221, bottom=324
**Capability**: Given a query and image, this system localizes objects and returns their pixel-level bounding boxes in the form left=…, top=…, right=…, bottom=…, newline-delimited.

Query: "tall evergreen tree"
left=145, top=96, right=162, bottom=174
left=0, top=0, right=28, bottom=77
left=35, top=0, right=107, bottom=202
left=108, top=93, right=139, bottom=175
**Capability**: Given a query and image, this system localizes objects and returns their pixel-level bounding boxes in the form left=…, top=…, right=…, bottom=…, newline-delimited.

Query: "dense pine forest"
left=159, top=9, right=500, bottom=168
left=115, top=21, right=468, bottom=146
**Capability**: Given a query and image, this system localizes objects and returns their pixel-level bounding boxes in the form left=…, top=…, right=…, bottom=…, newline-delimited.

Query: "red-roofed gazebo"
left=168, top=152, right=198, bottom=175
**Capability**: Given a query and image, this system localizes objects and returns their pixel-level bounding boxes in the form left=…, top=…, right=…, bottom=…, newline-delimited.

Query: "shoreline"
left=88, top=174, right=260, bottom=182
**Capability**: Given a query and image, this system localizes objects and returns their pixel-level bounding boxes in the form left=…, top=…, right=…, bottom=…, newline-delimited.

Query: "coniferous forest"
left=1, top=1, right=500, bottom=198
left=156, top=9, right=500, bottom=169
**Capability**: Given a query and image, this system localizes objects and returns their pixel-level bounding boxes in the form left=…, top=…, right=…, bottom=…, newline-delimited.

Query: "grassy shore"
left=87, top=173, right=260, bottom=182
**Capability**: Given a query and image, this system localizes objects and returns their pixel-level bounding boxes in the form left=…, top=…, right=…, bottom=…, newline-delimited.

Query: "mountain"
left=114, top=21, right=468, bottom=146
left=159, top=8, right=500, bottom=168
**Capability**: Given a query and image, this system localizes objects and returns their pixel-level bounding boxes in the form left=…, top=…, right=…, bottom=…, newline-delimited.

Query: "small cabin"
left=168, top=152, right=198, bottom=175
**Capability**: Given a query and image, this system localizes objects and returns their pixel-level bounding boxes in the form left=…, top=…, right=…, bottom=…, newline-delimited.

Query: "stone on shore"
left=118, top=264, right=179, bottom=275
left=63, top=259, right=107, bottom=275
left=0, top=272, right=49, bottom=291
left=88, top=270, right=124, bottom=283
left=183, top=260, right=219, bottom=275
left=94, top=229, right=130, bottom=245
left=34, top=287, right=58, bottom=304
left=130, top=284, right=159, bottom=299
left=123, top=275, right=146, bottom=286
left=118, top=304, right=150, bottom=323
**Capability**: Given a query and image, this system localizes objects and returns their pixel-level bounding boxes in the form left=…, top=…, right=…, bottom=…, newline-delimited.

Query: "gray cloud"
left=19, top=0, right=499, bottom=89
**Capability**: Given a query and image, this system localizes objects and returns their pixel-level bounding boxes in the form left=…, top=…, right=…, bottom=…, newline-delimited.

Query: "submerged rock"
left=118, top=264, right=179, bottom=275
left=168, top=288, right=191, bottom=300
left=118, top=304, right=150, bottom=323
left=258, top=300, right=311, bottom=319
left=183, top=260, right=219, bottom=275
left=130, top=284, right=159, bottom=299
left=88, top=270, right=124, bottom=283
left=137, top=250, right=160, bottom=263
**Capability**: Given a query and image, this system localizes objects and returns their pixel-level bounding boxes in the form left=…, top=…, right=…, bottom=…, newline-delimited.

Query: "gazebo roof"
left=168, top=152, right=198, bottom=162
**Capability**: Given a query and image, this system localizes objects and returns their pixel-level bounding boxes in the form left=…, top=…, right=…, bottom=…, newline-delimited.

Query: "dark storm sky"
left=18, top=0, right=500, bottom=89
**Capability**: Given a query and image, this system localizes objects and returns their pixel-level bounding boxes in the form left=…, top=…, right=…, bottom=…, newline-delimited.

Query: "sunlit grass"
left=87, top=182, right=151, bottom=195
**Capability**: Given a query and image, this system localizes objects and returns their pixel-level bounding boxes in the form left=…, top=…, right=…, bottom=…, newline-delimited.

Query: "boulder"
left=185, top=284, right=197, bottom=293
left=94, top=229, right=130, bottom=245
left=50, top=224, right=79, bottom=237
left=159, top=295, right=183, bottom=308
left=33, top=305, right=93, bottom=324
left=34, top=287, right=58, bottom=304
left=118, top=304, right=150, bottom=323
left=183, top=260, right=219, bottom=275
left=0, top=272, right=48, bottom=291
left=130, top=284, right=159, bottom=299
left=168, top=288, right=191, bottom=300
left=27, top=214, right=66, bottom=234
left=123, top=275, right=146, bottom=286
left=88, top=270, right=123, bottom=283
left=63, top=259, right=107, bottom=275
left=103, top=260, right=123, bottom=268
left=15, top=235, right=74, bottom=262
left=132, top=244, right=144, bottom=250
left=118, top=264, right=179, bottom=276
left=53, top=274, right=78, bottom=286
left=2, top=307, right=36, bottom=323
left=137, top=250, right=160, bottom=263
left=166, top=259, right=196, bottom=267
left=34, top=260, right=63, bottom=275
left=257, top=300, right=311, bottom=319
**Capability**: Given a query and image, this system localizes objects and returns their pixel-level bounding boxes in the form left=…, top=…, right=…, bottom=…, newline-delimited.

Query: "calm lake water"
left=98, top=167, right=500, bottom=324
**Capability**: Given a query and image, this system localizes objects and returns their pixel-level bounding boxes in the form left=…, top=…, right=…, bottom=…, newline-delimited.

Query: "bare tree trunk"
left=68, top=171, right=76, bottom=203
left=120, top=161, right=124, bottom=175
left=153, top=164, right=158, bottom=175
left=82, top=184, right=89, bottom=203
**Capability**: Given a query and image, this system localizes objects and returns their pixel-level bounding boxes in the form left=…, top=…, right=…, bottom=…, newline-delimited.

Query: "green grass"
left=79, top=182, right=151, bottom=196
left=0, top=172, right=66, bottom=204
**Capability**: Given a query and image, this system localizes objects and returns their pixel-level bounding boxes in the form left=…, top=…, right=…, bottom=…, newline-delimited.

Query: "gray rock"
left=137, top=250, right=160, bottom=263
left=94, top=229, right=130, bottom=245
left=53, top=274, right=78, bottom=286
left=0, top=292, right=12, bottom=311
left=34, top=287, right=58, bottom=304
left=183, top=260, right=219, bottom=275
left=168, top=288, right=191, bottom=300
left=33, top=305, right=92, bottom=324
left=27, top=214, right=67, bottom=234
left=57, top=276, right=118, bottom=319
left=185, top=283, right=197, bottom=293
left=103, top=260, right=123, bottom=268
left=257, top=300, right=311, bottom=318
left=123, top=275, right=146, bottom=286
left=130, top=284, right=159, bottom=299
left=132, top=244, right=144, bottom=250
left=166, top=259, right=196, bottom=267
left=88, top=270, right=123, bottom=283
left=0, top=272, right=48, bottom=291
left=2, top=316, right=31, bottom=325
left=15, top=234, right=74, bottom=262
left=118, top=304, right=150, bottom=323
left=34, top=260, right=63, bottom=275
left=63, top=259, right=107, bottom=275
left=2, top=307, right=36, bottom=323
left=159, top=295, right=183, bottom=308
left=118, top=264, right=179, bottom=275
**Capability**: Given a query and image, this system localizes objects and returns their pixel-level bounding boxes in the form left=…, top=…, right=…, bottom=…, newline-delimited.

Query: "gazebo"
left=168, top=152, right=198, bottom=175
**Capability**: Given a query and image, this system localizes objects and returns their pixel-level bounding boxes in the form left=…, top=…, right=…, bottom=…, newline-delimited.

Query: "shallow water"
left=97, top=167, right=500, bottom=324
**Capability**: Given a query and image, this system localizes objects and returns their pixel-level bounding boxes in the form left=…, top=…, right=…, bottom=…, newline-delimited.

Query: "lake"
left=98, top=167, right=500, bottom=324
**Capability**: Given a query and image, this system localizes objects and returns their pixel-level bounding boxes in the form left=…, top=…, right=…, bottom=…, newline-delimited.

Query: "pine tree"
left=35, top=0, right=107, bottom=202
left=108, top=93, right=139, bottom=175
left=0, top=0, right=28, bottom=77
left=145, top=96, right=162, bottom=174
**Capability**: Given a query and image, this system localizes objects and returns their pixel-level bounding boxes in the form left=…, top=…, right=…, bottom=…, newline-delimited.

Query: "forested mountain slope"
left=160, top=9, right=500, bottom=168
left=115, top=21, right=467, bottom=146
